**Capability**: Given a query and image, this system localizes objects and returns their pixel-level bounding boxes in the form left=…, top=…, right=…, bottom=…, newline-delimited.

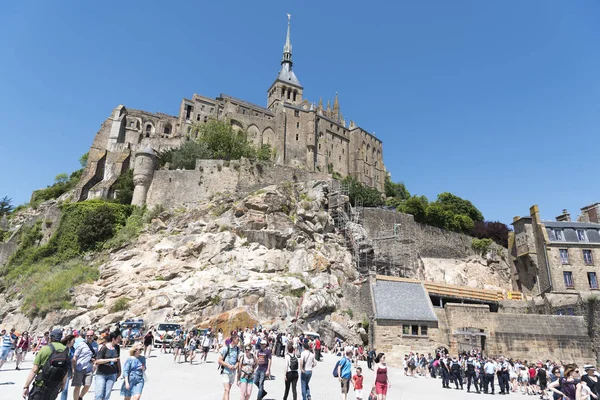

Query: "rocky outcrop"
left=0, top=181, right=364, bottom=344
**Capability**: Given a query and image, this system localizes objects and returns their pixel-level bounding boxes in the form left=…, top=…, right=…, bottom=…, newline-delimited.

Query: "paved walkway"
left=1, top=349, right=504, bottom=399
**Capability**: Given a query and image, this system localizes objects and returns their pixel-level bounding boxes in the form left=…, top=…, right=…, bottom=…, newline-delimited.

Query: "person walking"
left=374, top=353, right=390, bottom=400
left=59, top=335, right=76, bottom=400
left=142, top=329, right=153, bottom=358
left=351, top=366, right=364, bottom=400
left=0, top=327, right=15, bottom=370
left=483, top=357, right=496, bottom=395
left=498, top=356, right=510, bottom=394
left=94, top=333, right=121, bottom=400
left=338, top=350, right=353, bottom=400
left=72, top=330, right=97, bottom=400
left=465, top=356, right=480, bottom=393
left=237, top=344, right=257, bottom=400
left=22, top=329, right=70, bottom=400
left=16, top=331, right=32, bottom=370
left=440, top=356, right=450, bottom=389
left=300, top=342, right=316, bottom=400
left=283, top=343, right=299, bottom=400
left=548, top=364, right=584, bottom=400
left=218, top=334, right=241, bottom=400
left=120, top=344, right=146, bottom=400
left=254, top=340, right=272, bottom=400
left=449, top=357, right=463, bottom=390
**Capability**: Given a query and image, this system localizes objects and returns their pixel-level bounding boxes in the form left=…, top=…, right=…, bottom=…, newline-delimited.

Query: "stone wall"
left=145, top=158, right=329, bottom=209
left=361, top=208, right=512, bottom=291
left=374, top=302, right=594, bottom=368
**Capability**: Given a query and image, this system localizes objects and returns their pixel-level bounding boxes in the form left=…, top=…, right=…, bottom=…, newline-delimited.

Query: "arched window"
left=293, top=91, right=297, bottom=102
left=145, top=124, right=153, bottom=138
left=163, top=123, right=172, bottom=135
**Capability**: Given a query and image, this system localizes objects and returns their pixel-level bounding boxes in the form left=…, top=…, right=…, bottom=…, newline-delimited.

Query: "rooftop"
left=372, top=278, right=438, bottom=323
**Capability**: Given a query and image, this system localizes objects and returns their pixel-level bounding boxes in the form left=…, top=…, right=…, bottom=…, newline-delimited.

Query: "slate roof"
left=373, top=280, right=438, bottom=323
left=544, top=221, right=600, bottom=244
left=276, top=64, right=302, bottom=87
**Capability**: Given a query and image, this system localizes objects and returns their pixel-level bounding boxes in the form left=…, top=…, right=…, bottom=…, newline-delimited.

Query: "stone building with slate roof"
left=75, top=15, right=386, bottom=202
left=510, top=204, right=600, bottom=296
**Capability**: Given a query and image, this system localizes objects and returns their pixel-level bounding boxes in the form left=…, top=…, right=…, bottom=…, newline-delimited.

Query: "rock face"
left=0, top=180, right=363, bottom=344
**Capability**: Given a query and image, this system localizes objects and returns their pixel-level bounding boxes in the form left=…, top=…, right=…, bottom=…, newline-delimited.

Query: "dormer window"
left=577, top=229, right=588, bottom=242
left=554, top=229, right=565, bottom=241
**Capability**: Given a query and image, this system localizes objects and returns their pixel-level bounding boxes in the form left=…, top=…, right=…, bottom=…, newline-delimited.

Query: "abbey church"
left=75, top=16, right=387, bottom=202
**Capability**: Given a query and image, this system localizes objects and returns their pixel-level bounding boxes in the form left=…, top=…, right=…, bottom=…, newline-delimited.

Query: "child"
left=352, top=366, right=364, bottom=400
left=367, top=386, right=377, bottom=400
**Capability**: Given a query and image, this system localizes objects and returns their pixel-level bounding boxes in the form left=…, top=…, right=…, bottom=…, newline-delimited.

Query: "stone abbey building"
left=75, top=16, right=386, bottom=202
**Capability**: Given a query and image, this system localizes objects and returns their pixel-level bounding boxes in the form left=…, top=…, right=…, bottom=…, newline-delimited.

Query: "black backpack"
left=36, top=343, right=70, bottom=388
left=289, top=354, right=299, bottom=371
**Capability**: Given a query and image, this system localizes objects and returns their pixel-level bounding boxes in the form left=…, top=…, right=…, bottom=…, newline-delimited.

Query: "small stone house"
left=370, top=277, right=439, bottom=367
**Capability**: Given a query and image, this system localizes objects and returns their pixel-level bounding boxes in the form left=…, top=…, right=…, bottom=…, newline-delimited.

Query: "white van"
left=153, top=322, right=182, bottom=348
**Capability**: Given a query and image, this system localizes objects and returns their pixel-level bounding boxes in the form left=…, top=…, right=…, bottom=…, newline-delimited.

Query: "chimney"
left=556, top=209, right=571, bottom=222
left=580, top=203, right=600, bottom=224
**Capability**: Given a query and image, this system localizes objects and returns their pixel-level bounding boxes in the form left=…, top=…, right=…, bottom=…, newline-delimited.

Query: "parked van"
left=154, top=322, right=182, bottom=348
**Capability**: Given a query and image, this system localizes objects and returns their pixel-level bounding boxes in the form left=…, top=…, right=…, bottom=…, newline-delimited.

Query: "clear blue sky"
left=1, top=1, right=598, bottom=224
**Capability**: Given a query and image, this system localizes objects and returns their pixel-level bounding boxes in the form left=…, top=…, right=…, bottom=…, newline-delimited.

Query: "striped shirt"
left=2, top=333, right=12, bottom=349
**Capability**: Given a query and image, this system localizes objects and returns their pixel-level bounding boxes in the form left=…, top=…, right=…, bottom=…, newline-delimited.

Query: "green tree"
left=79, top=152, right=89, bottom=168
left=434, top=192, right=484, bottom=222
left=342, top=176, right=384, bottom=207
left=194, top=119, right=255, bottom=160
left=384, top=176, right=410, bottom=200
left=54, top=173, right=69, bottom=184
left=425, top=203, right=452, bottom=229
left=399, top=195, right=428, bottom=222
left=0, top=196, right=13, bottom=216
left=112, top=169, right=134, bottom=205
left=169, top=141, right=211, bottom=170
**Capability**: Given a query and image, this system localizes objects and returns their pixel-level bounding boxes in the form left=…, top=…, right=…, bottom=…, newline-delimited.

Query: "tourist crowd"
left=3, top=323, right=597, bottom=400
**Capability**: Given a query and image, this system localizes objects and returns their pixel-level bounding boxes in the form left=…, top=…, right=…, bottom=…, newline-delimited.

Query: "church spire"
left=333, top=92, right=340, bottom=121
left=282, top=14, right=293, bottom=66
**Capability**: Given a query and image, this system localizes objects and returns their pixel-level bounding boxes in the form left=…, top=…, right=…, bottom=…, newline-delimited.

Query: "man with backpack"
left=337, top=350, right=353, bottom=400
left=218, top=334, right=240, bottom=400
left=22, top=329, right=70, bottom=400
left=465, top=355, right=480, bottom=393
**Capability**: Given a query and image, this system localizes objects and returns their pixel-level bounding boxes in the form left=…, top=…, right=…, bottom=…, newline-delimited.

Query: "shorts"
left=355, top=389, right=363, bottom=399
left=203, top=346, right=209, bottom=354
left=341, top=378, right=350, bottom=394
left=72, top=370, right=93, bottom=387
left=0, top=347, right=10, bottom=361
left=529, top=377, right=537, bottom=385
left=240, top=377, right=253, bottom=384
left=189, top=345, right=197, bottom=351
left=221, top=372, right=235, bottom=385
left=375, top=381, right=388, bottom=395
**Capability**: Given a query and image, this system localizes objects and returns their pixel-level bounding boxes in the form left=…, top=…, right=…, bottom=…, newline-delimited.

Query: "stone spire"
left=317, top=97, right=323, bottom=114
left=326, top=100, right=331, bottom=117
left=282, top=14, right=293, bottom=66
left=333, top=92, right=340, bottom=121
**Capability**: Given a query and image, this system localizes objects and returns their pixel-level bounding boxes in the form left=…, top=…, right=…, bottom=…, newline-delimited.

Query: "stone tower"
left=131, top=146, right=157, bottom=207
left=267, top=14, right=304, bottom=109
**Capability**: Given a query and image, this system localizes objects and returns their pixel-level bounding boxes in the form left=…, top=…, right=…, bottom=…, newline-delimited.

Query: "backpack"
left=36, top=343, right=70, bottom=388
left=218, top=345, right=239, bottom=373
left=289, top=354, right=298, bottom=371
left=332, top=357, right=347, bottom=378
left=408, top=359, right=415, bottom=368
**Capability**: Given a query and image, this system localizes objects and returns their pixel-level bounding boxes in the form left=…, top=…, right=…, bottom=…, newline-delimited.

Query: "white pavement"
left=1, top=349, right=507, bottom=400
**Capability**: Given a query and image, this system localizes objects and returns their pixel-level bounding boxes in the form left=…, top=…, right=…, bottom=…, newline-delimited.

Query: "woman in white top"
left=299, top=342, right=316, bottom=400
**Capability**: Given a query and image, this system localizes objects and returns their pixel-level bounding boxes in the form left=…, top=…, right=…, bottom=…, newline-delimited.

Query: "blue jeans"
left=254, top=369, right=267, bottom=399
left=94, top=373, right=117, bottom=400
left=301, top=370, right=312, bottom=400
left=60, top=373, right=71, bottom=400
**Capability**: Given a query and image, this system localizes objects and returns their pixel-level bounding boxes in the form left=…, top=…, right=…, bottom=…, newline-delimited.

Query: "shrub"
left=472, top=220, right=511, bottom=248
left=19, top=260, right=99, bottom=317
left=30, top=170, right=83, bottom=206
left=103, top=206, right=145, bottom=250
left=110, top=297, right=130, bottom=313
left=472, top=238, right=493, bottom=255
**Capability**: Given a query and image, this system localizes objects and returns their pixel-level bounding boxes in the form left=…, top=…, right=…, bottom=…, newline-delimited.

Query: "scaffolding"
left=327, top=180, right=373, bottom=275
